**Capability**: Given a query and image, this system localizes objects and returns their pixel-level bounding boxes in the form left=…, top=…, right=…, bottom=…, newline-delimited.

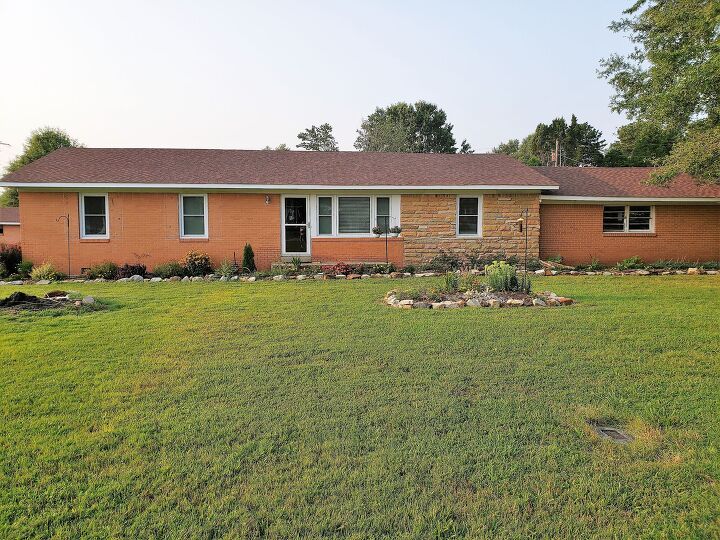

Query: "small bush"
left=327, top=262, right=351, bottom=275
left=302, top=264, right=323, bottom=275
left=17, top=261, right=34, bottom=278
left=370, top=263, right=394, bottom=274
left=216, top=259, right=235, bottom=278
left=0, top=262, right=6, bottom=278
left=86, top=261, right=118, bottom=280
left=701, top=261, right=720, bottom=270
left=30, top=262, right=64, bottom=281
left=428, top=251, right=462, bottom=272
left=183, top=251, right=213, bottom=276
left=547, top=255, right=564, bottom=264
left=290, top=257, right=303, bottom=272
left=616, top=256, right=645, bottom=271
left=459, top=273, right=484, bottom=292
left=241, top=243, right=256, bottom=273
left=117, top=263, right=147, bottom=278
left=402, top=265, right=416, bottom=274
left=153, top=261, right=185, bottom=278
left=441, top=272, right=459, bottom=293
left=0, top=244, right=22, bottom=276
left=485, top=261, right=530, bottom=293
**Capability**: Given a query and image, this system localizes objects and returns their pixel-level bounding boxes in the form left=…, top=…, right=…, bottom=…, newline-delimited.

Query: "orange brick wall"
left=0, top=223, right=21, bottom=245
left=311, top=237, right=404, bottom=267
left=540, top=203, right=720, bottom=265
left=19, top=191, right=283, bottom=273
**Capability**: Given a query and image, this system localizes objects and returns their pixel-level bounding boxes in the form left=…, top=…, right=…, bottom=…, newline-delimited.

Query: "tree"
left=605, top=121, right=678, bottom=166
left=262, top=144, right=291, bottom=151
left=241, top=243, right=256, bottom=273
left=492, top=139, right=520, bottom=155
left=1, top=127, right=81, bottom=207
left=599, top=0, right=720, bottom=183
left=458, top=139, right=474, bottom=154
left=296, top=123, right=339, bottom=151
left=354, top=101, right=467, bottom=153
left=491, top=115, right=605, bottom=166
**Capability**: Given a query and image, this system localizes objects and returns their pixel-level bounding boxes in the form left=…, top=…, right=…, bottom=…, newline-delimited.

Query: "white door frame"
left=281, top=194, right=311, bottom=257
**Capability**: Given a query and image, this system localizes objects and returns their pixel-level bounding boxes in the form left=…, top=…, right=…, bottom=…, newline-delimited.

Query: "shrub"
left=701, top=261, right=720, bottom=270
left=183, top=251, right=213, bottom=276
left=459, top=273, right=484, bottom=292
left=0, top=262, right=6, bottom=278
left=395, top=287, right=443, bottom=302
left=485, top=261, right=530, bottom=293
left=30, top=262, right=64, bottom=281
left=428, top=251, right=462, bottom=272
left=290, top=257, right=303, bottom=272
left=216, top=259, right=235, bottom=278
left=0, top=243, right=22, bottom=276
left=328, top=262, right=351, bottom=275
left=117, top=263, right=147, bottom=278
left=17, top=261, right=34, bottom=278
left=402, top=264, right=416, bottom=274
left=153, top=261, right=185, bottom=278
left=86, top=261, right=118, bottom=280
left=241, top=243, right=256, bottom=273
left=547, top=255, right=564, bottom=264
left=302, top=264, right=323, bottom=275
left=616, top=256, right=645, bottom=271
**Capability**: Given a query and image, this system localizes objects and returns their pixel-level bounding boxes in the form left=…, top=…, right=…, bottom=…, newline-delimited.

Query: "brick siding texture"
left=400, top=194, right=540, bottom=265
left=540, top=203, right=720, bottom=265
left=311, top=238, right=404, bottom=267
left=0, top=224, right=21, bottom=245
left=19, top=191, right=283, bottom=273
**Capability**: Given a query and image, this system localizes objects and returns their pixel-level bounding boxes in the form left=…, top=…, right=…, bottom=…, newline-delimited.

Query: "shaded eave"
left=540, top=194, right=720, bottom=204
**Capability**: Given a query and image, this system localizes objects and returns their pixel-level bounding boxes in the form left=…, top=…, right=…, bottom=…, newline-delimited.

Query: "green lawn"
left=1, top=276, right=719, bottom=538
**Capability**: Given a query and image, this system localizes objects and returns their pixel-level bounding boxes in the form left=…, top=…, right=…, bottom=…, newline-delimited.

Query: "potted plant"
left=372, top=226, right=382, bottom=238
left=389, top=226, right=402, bottom=237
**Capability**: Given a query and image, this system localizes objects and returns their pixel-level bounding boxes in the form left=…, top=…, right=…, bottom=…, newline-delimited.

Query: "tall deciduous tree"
left=600, top=0, right=720, bottom=183
left=1, top=127, right=81, bottom=207
left=354, top=101, right=469, bottom=153
left=605, top=121, right=678, bottom=166
left=296, top=123, right=339, bottom=151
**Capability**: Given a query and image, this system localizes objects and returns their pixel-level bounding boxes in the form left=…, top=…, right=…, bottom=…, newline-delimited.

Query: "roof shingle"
left=0, top=207, right=19, bottom=223
left=1, top=148, right=555, bottom=187
left=535, top=167, right=720, bottom=198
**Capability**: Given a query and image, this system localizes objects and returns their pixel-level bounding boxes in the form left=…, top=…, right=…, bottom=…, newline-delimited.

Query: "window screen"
left=338, top=197, right=371, bottom=233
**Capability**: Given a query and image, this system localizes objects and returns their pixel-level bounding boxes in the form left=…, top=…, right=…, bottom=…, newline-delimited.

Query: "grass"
left=1, top=276, right=719, bottom=538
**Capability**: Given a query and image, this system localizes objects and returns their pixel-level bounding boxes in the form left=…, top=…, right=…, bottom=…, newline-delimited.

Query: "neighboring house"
left=0, top=148, right=718, bottom=274
left=0, top=207, right=21, bottom=245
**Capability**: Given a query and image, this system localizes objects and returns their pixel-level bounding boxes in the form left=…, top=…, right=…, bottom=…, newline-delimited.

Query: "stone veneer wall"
left=400, top=194, right=540, bottom=265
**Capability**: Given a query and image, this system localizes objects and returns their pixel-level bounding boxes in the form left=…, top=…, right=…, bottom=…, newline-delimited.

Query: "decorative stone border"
left=384, top=290, right=574, bottom=309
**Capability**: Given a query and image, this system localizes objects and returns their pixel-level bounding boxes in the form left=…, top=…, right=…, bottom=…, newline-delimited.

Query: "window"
left=338, top=197, right=371, bottom=234
left=457, top=197, right=481, bottom=236
left=0, top=225, right=3, bottom=235
left=180, top=194, right=208, bottom=238
left=376, top=197, right=390, bottom=232
left=318, top=196, right=332, bottom=235
left=80, top=194, right=109, bottom=238
left=603, top=205, right=653, bottom=233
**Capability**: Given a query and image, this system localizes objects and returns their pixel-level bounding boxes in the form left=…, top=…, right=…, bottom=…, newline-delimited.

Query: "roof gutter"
left=0, top=182, right=560, bottom=192
left=541, top=195, right=720, bottom=204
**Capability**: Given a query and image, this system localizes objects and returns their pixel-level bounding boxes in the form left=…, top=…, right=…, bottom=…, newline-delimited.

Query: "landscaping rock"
left=346, top=274, right=361, bottom=280
left=403, top=272, right=412, bottom=278
left=361, top=274, right=370, bottom=279
left=82, top=296, right=95, bottom=305
left=36, top=280, right=51, bottom=285
left=706, top=270, right=718, bottom=275
left=190, top=276, right=202, bottom=282
left=334, top=274, right=346, bottom=279
left=442, top=300, right=462, bottom=309
left=505, top=298, right=525, bottom=307
left=181, top=276, right=190, bottom=282
left=313, top=274, right=324, bottom=280
left=636, top=270, right=651, bottom=275
left=413, top=301, right=432, bottom=309
left=687, top=267, right=701, bottom=275
left=129, top=274, right=144, bottom=282
left=150, top=277, right=163, bottom=282
left=555, top=296, right=574, bottom=305
left=74, top=300, right=82, bottom=307
left=218, top=276, right=228, bottom=282
left=603, top=271, right=612, bottom=276
left=675, top=270, right=685, bottom=275
left=398, top=299, right=414, bottom=309
left=466, top=298, right=484, bottom=307
left=247, top=276, right=256, bottom=282
left=415, top=272, right=436, bottom=277
left=117, top=277, right=130, bottom=283
left=296, top=274, right=306, bottom=280
left=390, top=272, right=404, bottom=278
left=534, top=269, right=546, bottom=275
left=431, top=302, right=446, bottom=310
left=488, top=299, right=501, bottom=308
left=273, top=275, right=286, bottom=281
left=230, top=276, right=239, bottom=281
left=533, top=298, right=546, bottom=307
left=168, top=276, right=181, bottom=282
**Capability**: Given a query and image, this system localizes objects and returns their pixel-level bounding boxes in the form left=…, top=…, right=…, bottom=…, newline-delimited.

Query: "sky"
left=0, top=0, right=634, bottom=170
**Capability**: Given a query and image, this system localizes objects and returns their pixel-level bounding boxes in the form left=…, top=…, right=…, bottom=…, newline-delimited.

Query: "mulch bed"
left=0, top=291, right=77, bottom=312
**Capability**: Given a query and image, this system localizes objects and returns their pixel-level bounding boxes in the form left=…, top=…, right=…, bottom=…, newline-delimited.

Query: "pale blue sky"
left=0, top=0, right=633, bottom=170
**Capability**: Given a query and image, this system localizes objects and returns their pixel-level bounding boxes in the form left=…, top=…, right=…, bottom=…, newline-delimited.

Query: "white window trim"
left=456, top=195, right=483, bottom=238
left=316, top=195, right=334, bottom=236
left=308, top=194, right=400, bottom=238
left=179, top=193, right=209, bottom=239
left=603, top=205, right=655, bottom=233
left=79, top=193, right=110, bottom=239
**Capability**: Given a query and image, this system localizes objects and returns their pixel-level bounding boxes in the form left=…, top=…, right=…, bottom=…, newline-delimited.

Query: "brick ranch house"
left=0, top=148, right=718, bottom=273
left=0, top=207, right=21, bottom=245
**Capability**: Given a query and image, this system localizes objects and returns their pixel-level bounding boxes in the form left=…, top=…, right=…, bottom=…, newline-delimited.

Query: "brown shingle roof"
left=0, top=207, right=19, bottom=223
left=535, top=167, right=720, bottom=198
left=1, top=148, right=556, bottom=188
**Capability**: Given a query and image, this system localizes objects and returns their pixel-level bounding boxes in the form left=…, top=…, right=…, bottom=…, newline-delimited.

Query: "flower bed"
left=384, top=287, right=573, bottom=309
